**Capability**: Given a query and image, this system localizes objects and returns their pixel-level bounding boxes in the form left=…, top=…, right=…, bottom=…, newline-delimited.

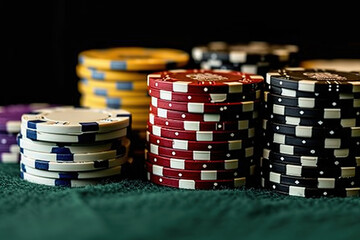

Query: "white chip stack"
left=18, top=106, right=132, bottom=187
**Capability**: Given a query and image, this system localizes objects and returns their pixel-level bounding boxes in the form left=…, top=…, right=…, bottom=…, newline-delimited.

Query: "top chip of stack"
left=0, top=104, right=55, bottom=163
left=18, top=106, right=132, bottom=187
left=146, top=69, right=264, bottom=189
left=261, top=68, right=360, bottom=198
left=192, top=41, right=299, bottom=77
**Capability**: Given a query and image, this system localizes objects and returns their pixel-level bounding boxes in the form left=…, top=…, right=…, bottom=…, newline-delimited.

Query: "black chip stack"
left=192, top=41, right=299, bottom=78
left=261, top=67, right=360, bottom=197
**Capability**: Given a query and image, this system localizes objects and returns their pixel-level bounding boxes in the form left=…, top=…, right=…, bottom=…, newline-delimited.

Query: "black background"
left=2, top=1, right=359, bottom=106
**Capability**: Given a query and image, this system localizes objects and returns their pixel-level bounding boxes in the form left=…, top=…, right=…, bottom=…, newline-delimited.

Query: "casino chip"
left=18, top=106, right=132, bottom=187
left=261, top=68, right=360, bottom=197
left=192, top=41, right=299, bottom=78
left=146, top=69, right=264, bottom=189
left=300, top=59, right=360, bottom=72
left=77, top=47, right=190, bottom=169
left=0, top=104, right=55, bottom=163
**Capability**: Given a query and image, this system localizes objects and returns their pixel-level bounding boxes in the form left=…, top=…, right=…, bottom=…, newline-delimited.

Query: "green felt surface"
left=1, top=164, right=360, bottom=240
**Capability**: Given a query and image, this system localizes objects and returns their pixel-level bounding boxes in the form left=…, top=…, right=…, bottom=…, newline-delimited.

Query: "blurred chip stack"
left=261, top=68, right=360, bottom=197
left=146, top=69, right=264, bottom=189
left=300, top=59, right=360, bottom=72
left=0, top=104, right=54, bottom=163
left=192, top=41, right=299, bottom=77
left=76, top=47, right=189, bottom=174
left=18, top=106, right=132, bottom=187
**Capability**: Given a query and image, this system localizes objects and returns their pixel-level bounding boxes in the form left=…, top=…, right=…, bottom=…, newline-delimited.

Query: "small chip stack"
left=76, top=47, right=189, bottom=167
left=18, top=106, right=132, bottom=187
left=192, top=41, right=299, bottom=78
left=0, top=104, right=54, bottom=163
left=261, top=68, right=360, bottom=197
left=146, top=69, right=264, bottom=189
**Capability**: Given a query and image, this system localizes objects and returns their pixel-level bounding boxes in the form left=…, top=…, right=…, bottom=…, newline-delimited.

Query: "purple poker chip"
left=0, top=133, right=18, bottom=145
left=0, top=103, right=57, bottom=133
left=0, top=144, right=19, bottom=153
left=0, top=152, right=20, bottom=163
left=0, top=103, right=53, bottom=114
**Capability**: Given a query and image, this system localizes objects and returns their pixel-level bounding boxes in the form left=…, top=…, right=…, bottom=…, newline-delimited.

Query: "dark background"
left=2, top=1, right=359, bottom=106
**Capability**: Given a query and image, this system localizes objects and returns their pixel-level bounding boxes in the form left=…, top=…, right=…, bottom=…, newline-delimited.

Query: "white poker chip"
left=20, top=138, right=130, bottom=162
left=21, top=106, right=131, bottom=135
left=20, top=127, right=128, bottom=143
left=17, top=134, right=127, bottom=154
left=20, top=154, right=130, bottom=172
left=20, top=163, right=122, bottom=179
left=20, top=171, right=105, bottom=187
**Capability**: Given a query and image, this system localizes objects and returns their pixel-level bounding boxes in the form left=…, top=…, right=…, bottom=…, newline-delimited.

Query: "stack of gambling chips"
left=76, top=47, right=189, bottom=168
left=18, top=106, right=132, bottom=187
left=261, top=68, right=360, bottom=197
left=0, top=104, right=54, bottom=163
left=192, top=41, right=299, bottom=78
left=146, top=69, right=264, bottom=189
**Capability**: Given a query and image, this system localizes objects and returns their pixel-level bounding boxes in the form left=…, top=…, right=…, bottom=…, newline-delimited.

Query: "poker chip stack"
left=18, top=106, right=132, bottom=187
left=146, top=69, right=264, bottom=189
left=0, top=104, right=54, bottom=163
left=261, top=68, right=360, bottom=197
left=192, top=41, right=299, bottom=78
left=76, top=47, right=189, bottom=167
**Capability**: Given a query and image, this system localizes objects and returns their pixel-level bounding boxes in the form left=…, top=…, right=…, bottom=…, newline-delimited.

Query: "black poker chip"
left=262, top=119, right=360, bottom=138
left=264, top=142, right=359, bottom=158
left=264, top=91, right=360, bottom=109
left=266, top=113, right=360, bottom=128
left=267, top=85, right=360, bottom=99
left=261, top=178, right=360, bottom=198
left=263, top=102, right=360, bottom=119
left=261, top=170, right=360, bottom=189
left=260, top=157, right=360, bottom=178
left=262, top=132, right=360, bottom=149
left=266, top=68, right=360, bottom=93
left=262, top=148, right=360, bottom=168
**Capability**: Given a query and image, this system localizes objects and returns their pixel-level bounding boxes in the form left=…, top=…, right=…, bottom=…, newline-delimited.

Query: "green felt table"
left=1, top=163, right=360, bottom=240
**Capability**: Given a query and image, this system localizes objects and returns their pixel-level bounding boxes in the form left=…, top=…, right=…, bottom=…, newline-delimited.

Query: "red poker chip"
left=149, top=105, right=259, bottom=122
left=147, top=172, right=247, bottom=189
left=146, top=131, right=254, bottom=151
left=148, top=113, right=257, bottom=131
left=147, top=69, right=264, bottom=94
left=147, top=122, right=256, bottom=141
left=146, top=143, right=254, bottom=160
left=148, top=87, right=261, bottom=103
left=145, top=150, right=255, bottom=170
left=151, top=96, right=260, bottom=113
left=145, top=161, right=254, bottom=180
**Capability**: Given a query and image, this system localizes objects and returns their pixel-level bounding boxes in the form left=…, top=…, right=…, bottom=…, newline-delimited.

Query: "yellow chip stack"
left=76, top=47, right=189, bottom=168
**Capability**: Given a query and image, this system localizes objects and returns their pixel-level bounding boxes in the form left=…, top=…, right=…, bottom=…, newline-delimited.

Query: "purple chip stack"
left=0, top=104, right=54, bottom=163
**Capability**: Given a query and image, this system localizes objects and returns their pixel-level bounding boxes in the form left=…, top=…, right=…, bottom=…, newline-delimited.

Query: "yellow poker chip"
left=78, top=47, right=189, bottom=71
left=81, top=78, right=148, bottom=91
left=80, top=98, right=149, bottom=114
left=81, top=94, right=150, bottom=108
left=300, top=59, right=360, bottom=72
left=132, top=123, right=147, bottom=130
left=76, top=65, right=147, bottom=81
left=130, top=114, right=149, bottom=123
left=78, top=82, right=148, bottom=98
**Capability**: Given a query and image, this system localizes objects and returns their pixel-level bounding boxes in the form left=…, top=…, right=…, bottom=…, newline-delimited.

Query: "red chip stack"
left=146, top=69, right=264, bottom=189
